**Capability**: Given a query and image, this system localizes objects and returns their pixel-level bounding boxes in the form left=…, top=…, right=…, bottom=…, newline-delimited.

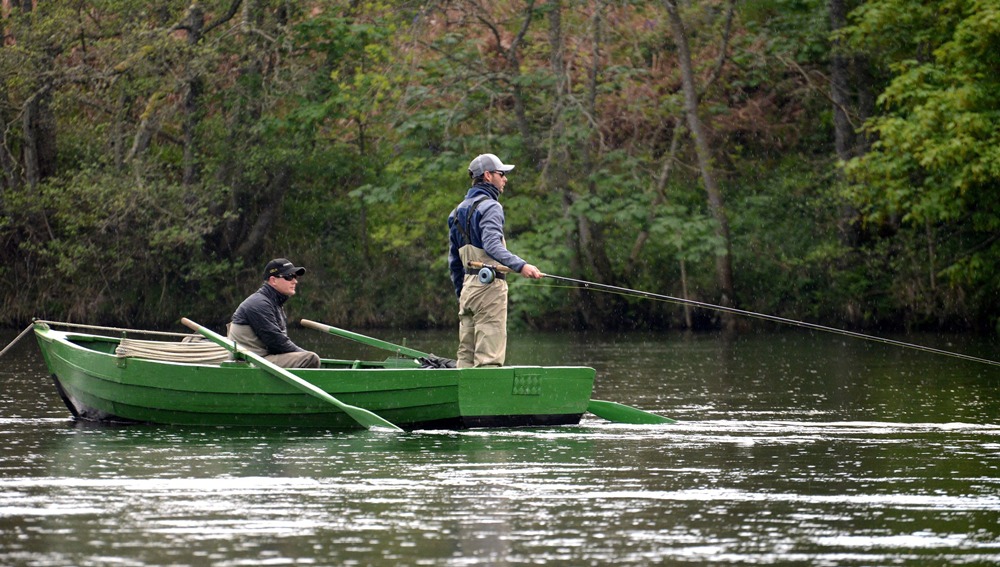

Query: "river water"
left=1, top=325, right=998, bottom=566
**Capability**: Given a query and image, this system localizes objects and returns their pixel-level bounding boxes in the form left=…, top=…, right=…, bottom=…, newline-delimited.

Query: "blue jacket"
left=448, top=182, right=527, bottom=297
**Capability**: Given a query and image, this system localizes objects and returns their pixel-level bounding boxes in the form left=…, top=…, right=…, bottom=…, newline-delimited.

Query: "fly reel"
left=478, top=266, right=497, bottom=284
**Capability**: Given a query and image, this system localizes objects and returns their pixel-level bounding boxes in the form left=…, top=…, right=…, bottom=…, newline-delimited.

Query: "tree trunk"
left=663, top=0, right=736, bottom=325
left=829, top=0, right=861, bottom=246
left=0, top=87, right=20, bottom=191
left=508, top=1, right=539, bottom=164
left=465, top=0, right=540, bottom=164
left=182, top=4, right=205, bottom=187
left=9, top=0, right=58, bottom=190
left=829, top=0, right=853, bottom=160
left=579, top=2, right=620, bottom=310
left=210, top=0, right=291, bottom=262
left=546, top=0, right=589, bottom=327
left=234, top=166, right=292, bottom=260
left=541, top=1, right=629, bottom=327
left=629, top=118, right=683, bottom=267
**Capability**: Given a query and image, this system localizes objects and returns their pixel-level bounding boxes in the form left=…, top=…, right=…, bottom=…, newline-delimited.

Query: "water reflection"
left=1, top=327, right=999, bottom=565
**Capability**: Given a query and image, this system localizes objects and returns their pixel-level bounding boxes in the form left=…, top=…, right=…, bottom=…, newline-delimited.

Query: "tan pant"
left=457, top=276, right=508, bottom=368
left=266, top=350, right=321, bottom=369
left=228, top=323, right=321, bottom=368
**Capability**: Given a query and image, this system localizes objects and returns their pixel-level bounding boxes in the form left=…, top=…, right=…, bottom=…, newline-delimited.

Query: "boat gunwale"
left=36, top=325, right=595, bottom=373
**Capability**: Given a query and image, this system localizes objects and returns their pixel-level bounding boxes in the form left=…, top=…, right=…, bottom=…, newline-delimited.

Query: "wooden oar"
left=180, top=317, right=401, bottom=432
left=300, top=319, right=428, bottom=359
left=0, top=323, right=35, bottom=359
left=300, top=318, right=674, bottom=425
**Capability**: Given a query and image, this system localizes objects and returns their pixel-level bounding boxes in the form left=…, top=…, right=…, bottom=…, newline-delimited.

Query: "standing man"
left=448, top=153, right=542, bottom=368
left=228, top=258, right=321, bottom=369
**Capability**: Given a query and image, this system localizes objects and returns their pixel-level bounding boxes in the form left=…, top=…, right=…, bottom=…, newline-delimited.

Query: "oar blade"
left=587, top=399, right=676, bottom=424
left=336, top=405, right=402, bottom=432
left=265, top=366, right=401, bottom=431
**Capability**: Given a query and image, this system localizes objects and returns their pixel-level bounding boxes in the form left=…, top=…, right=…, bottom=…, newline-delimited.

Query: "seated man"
left=228, top=258, right=321, bottom=368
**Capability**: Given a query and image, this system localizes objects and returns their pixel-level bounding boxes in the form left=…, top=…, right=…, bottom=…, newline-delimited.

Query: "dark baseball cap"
left=264, top=258, right=306, bottom=280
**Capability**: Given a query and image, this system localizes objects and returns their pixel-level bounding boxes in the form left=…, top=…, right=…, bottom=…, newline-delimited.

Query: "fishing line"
left=480, top=263, right=1000, bottom=367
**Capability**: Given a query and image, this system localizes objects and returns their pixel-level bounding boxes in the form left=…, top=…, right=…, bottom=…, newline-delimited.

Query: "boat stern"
left=456, top=365, right=595, bottom=428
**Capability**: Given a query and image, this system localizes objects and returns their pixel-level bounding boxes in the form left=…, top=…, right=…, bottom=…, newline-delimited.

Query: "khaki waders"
left=457, top=275, right=508, bottom=368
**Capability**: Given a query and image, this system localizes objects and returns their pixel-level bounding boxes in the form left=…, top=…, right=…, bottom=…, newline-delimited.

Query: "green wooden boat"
left=32, top=320, right=621, bottom=430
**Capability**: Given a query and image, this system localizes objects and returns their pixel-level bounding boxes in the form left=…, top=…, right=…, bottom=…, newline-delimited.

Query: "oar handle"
left=300, top=318, right=333, bottom=333
left=0, top=322, right=36, bottom=359
left=300, top=319, right=430, bottom=360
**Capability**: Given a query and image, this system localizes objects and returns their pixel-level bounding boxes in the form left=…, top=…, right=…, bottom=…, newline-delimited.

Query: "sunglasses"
left=279, top=274, right=298, bottom=281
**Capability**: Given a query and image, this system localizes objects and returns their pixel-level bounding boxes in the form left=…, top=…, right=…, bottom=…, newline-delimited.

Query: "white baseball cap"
left=468, top=153, right=515, bottom=178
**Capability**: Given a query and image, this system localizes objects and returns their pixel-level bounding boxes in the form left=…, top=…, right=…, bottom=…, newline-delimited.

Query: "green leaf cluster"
left=843, top=0, right=1000, bottom=328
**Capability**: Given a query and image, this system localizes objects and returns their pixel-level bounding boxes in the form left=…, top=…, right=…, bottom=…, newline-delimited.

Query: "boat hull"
left=34, top=325, right=595, bottom=430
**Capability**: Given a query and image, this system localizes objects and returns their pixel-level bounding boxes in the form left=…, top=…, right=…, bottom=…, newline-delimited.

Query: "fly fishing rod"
left=467, top=261, right=1000, bottom=368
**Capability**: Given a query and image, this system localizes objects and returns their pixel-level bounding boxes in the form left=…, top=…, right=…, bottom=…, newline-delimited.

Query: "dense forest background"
left=1, top=0, right=997, bottom=333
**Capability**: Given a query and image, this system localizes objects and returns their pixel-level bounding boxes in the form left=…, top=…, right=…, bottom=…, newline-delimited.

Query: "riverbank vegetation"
left=2, top=0, right=997, bottom=333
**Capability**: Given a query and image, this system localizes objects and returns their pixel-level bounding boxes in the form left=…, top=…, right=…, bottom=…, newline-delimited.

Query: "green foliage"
left=730, top=159, right=861, bottom=322
left=843, top=0, right=1000, bottom=328
left=0, top=0, right=994, bottom=334
left=741, top=0, right=831, bottom=63
left=2, top=170, right=235, bottom=324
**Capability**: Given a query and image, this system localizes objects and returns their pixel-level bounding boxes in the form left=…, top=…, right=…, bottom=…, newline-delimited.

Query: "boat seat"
left=115, top=337, right=232, bottom=364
